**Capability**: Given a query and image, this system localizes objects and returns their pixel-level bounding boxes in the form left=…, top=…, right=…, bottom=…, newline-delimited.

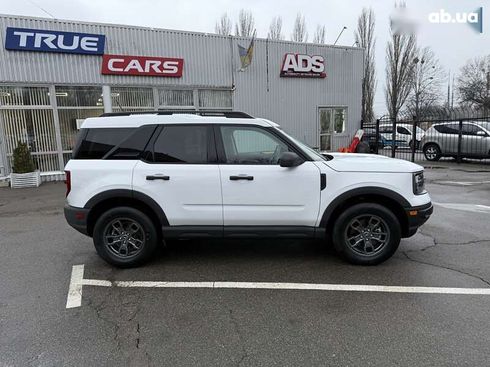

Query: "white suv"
left=64, top=111, right=432, bottom=267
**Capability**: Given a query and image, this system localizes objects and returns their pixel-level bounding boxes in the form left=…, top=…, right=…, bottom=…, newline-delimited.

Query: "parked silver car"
left=421, top=121, right=490, bottom=161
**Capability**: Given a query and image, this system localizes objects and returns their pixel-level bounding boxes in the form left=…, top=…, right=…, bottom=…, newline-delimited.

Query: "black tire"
left=93, top=206, right=158, bottom=268
left=332, top=203, right=401, bottom=265
left=423, top=143, right=441, bottom=161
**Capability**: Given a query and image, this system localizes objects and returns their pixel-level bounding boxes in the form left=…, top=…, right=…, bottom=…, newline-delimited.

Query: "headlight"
left=413, top=171, right=425, bottom=195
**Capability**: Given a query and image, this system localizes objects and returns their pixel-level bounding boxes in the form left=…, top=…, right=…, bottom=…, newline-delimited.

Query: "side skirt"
left=162, top=226, right=326, bottom=239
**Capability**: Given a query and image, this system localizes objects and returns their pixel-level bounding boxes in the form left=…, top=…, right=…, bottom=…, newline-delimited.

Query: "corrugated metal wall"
left=0, top=14, right=363, bottom=149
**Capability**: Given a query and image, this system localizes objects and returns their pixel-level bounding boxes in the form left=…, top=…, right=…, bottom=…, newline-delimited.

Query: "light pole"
left=333, top=26, right=347, bottom=46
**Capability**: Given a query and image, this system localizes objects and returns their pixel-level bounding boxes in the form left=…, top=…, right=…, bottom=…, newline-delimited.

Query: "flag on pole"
left=237, top=30, right=256, bottom=71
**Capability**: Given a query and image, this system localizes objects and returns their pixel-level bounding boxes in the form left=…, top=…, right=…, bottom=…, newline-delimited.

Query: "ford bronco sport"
left=64, top=111, right=432, bottom=267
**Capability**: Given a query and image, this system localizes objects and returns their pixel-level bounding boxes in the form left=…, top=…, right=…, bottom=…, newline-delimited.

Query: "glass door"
left=319, top=108, right=333, bottom=151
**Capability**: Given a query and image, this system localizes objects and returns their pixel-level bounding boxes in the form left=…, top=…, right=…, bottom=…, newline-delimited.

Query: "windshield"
left=274, top=127, right=327, bottom=161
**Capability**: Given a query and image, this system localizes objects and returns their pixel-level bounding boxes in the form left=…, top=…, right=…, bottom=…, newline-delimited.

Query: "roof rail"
left=100, top=110, right=254, bottom=118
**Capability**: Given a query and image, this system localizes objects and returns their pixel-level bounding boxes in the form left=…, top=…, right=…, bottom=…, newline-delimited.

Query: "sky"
left=2, top=0, right=488, bottom=116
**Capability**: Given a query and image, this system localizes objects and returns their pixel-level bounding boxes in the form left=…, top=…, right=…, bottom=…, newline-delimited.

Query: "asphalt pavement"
left=1, top=163, right=490, bottom=366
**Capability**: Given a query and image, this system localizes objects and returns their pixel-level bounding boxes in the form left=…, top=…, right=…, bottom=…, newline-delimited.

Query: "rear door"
left=132, top=124, right=222, bottom=226
left=216, top=124, right=321, bottom=227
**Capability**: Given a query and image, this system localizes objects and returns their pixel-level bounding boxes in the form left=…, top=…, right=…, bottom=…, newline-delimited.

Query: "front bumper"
left=64, top=204, right=90, bottom=236
left=404, top=202, right=433, bottom=237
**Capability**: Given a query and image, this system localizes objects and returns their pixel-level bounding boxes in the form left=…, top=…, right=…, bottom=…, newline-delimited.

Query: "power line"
left=25, top=0, right=56, bottom=19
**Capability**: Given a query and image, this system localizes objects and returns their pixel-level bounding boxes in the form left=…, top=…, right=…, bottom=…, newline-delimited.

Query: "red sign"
left=280, top=53, right=326, bottom=78
left=101, top=54, right=184, bottom=77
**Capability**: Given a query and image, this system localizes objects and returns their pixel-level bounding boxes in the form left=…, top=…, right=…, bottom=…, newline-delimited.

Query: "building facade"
left=0, top=14, right=363, bottom=180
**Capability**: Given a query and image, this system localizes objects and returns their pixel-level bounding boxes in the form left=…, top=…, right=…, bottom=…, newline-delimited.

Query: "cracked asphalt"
left=1, top=163, right=490, bottom=366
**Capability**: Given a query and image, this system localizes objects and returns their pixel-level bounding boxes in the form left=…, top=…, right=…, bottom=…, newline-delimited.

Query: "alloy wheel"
left=344, top=214, right=390, bottom=256
left=103, top=218, right=146, bottom=258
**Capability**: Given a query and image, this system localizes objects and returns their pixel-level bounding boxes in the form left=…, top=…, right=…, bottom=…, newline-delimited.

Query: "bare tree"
left=385, top=3, right=417, bottom=120
left=291, top=13, right=308, bottom=42
left=406, top=47, right=445, bottom=119
left=268, top=16, right=283, bottom=40
left=312, top=25, right=326, bottom=44
left=215, top=13, right=232, bottom=35
left=354, top=7, right=376, bottom=123
left=456, top=55, right=490, bottom=112
left=235, top=9, right=255, bottom=37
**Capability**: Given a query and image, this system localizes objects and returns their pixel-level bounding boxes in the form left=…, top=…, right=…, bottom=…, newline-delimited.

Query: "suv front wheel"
left=332, top=203, right=401, bottom=265
left=93, top=207, right=158, bottom=268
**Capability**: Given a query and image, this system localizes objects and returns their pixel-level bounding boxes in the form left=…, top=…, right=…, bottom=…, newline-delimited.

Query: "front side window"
left=152, top=125, right=210, bottom=164
left=462, top=124, right=484, bottom=136
left=397, top=126, right=410, bottom=135
left=220, top=126, right=291, bottom=165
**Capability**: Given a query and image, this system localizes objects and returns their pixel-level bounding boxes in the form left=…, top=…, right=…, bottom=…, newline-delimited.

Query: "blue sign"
left=5, top=27, right=105, bottom=55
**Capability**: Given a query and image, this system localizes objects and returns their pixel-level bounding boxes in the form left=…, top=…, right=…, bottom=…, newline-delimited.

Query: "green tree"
left=12, top=141, right=36, bottom=173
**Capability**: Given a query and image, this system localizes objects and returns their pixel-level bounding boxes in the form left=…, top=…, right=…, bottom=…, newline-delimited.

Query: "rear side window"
left=434, top=124, right=459, bottom=134
left=151, top=125, right=211, bottom=164
left=106, top=125, right=156, bottom=160
left=73, top=128, right=135, bottom=159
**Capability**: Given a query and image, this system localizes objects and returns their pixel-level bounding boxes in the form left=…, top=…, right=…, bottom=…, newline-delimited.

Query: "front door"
left=132, top=124, right=222, bottom=226
left=216, top=125, right=321, bottom=227
left=461, top=123, right=490, bottom=156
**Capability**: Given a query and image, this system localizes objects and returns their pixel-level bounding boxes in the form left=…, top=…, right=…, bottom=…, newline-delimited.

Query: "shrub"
left=12, top=141, right=36, bottom=174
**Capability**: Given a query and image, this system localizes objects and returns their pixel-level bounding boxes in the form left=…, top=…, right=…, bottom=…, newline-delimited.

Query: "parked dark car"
left=360, top=128, right=384, bottom=152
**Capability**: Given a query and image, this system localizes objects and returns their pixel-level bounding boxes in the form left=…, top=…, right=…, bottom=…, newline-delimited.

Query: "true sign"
left=5, top=27, right=105, bottom=55
left=280, top=53, right=326, bottom=78
left=101, top=54, right=184, bottom=77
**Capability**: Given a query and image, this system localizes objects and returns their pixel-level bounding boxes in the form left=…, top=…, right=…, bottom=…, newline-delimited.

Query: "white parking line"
left=436, top=180, right=490, bottom=186
left=433, top=202, right=490, bottom=214
left=66, top=265, right=490, bottom=309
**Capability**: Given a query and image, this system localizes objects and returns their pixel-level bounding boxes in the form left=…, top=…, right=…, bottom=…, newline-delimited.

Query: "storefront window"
left=0, top=86, right=50, bottom=106
left=0, top=109, right=59, bottom=172
left=55, top=86, right=103, bottom=107
left=112, top=87, right=154, bottom=111
left=158, top=89, right=194, bottom=108
left=56, top=86, right=103, bottom=166
left=198, top=90, right=232, bottom=109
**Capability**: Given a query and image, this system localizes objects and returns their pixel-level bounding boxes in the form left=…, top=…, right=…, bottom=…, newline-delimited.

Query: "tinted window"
left=434, top=124, right=459, bottom=134
left=380, top=126, right=393, bottom=134
left=462, top=124, right=484, bottom=136
left=220, top=126, right=291, bottom=165
left=106, top=125, right=156, bottom=160
left=73, top=128, right=134, bottom=159
left=397, top=126, right=410, bottom=135
left=152, top=125, right=210, bottom=164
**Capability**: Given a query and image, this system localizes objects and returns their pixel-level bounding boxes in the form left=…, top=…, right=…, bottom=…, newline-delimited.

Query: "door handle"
left=146, top=175, right=170, bottom=181
left=230, top=175, right=254, bottom=181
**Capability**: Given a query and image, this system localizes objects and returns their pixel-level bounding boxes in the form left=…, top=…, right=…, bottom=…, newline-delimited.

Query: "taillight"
left=65, top=170, right=71, bottom=197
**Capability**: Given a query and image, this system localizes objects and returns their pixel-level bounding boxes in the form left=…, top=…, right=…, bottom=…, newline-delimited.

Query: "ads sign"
left=5, top=27, right=105, bottom=55
left=280, top=54, right=326, bottom=78
left=101, top=54, right=184, bottom=77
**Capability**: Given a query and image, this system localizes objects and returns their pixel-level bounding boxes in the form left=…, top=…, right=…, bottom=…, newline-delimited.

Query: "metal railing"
left=360, top=107, right=490, bottom=164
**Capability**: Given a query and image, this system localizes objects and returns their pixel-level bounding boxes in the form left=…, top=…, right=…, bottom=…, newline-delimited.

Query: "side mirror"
left=278, top=152, right=304, bottom=167
left=476, top=130, right=486, bottom=137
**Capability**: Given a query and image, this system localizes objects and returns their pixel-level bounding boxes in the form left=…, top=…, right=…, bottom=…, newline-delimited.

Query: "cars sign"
left=101, top=54, right=184, bottom=77
left=4, top=27, right=105, bottom=55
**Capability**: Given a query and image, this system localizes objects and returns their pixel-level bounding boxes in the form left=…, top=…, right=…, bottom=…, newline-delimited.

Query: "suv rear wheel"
left=423, top=143, right=441, bottom=161
left=332, top=203, right=401, bottom=265
left=93, top=207, right=158, bottom=268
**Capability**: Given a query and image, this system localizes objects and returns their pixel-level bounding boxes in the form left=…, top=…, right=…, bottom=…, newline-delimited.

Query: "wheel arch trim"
left=84, top=189, right=169, bottom=227
left=319, top=186, right=411, bottom=228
